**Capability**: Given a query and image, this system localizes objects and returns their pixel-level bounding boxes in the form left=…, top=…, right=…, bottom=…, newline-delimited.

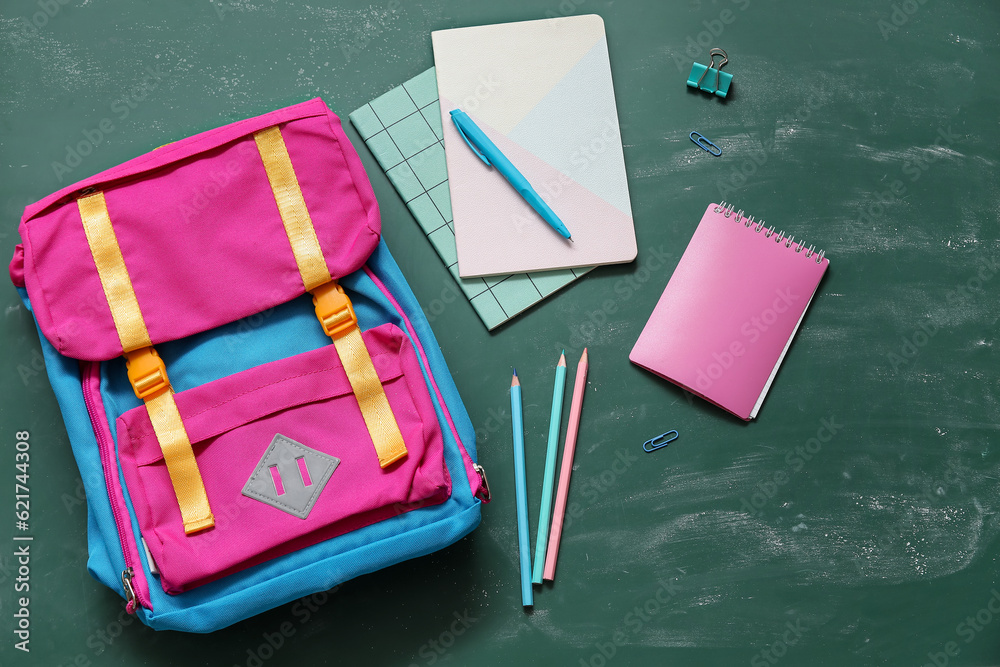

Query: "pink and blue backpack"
left=8, top=98, right=489, bottom=632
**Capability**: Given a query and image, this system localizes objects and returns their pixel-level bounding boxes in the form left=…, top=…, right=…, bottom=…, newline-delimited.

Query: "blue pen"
left=450, top=109, right=573, bottom=241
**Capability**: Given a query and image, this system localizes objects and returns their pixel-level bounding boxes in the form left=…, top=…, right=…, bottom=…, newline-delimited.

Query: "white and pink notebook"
left=630, top=203, right=830, bottom=421
left=432, top=15, right=636, bottom=277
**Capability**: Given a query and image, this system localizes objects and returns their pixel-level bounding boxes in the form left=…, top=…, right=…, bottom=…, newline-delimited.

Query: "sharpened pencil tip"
left=512, top=368, right=517, bottom=376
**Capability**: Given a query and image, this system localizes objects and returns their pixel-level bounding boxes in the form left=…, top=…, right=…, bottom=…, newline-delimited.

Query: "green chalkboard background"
left=1, top=0, right=998, bottom=665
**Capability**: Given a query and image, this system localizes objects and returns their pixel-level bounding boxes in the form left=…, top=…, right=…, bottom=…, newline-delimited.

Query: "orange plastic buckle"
left=124, top=347, right=170, bottom=399
left=311, top=281, right=357, bottom=338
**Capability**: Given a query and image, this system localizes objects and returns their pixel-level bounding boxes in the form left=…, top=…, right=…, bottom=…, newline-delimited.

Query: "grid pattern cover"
left=350, top=67, right=591, bottom=330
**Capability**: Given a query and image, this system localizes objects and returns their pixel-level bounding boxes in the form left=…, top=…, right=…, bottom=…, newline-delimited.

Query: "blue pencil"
left=510, top=369, right=532, bottom=608
left=532, top=351, right=566, bottom=584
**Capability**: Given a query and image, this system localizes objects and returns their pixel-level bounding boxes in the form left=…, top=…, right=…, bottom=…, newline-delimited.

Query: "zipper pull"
left=473, top=463, right=491, bottom=503
left=121, top=567, right=137, bottom=614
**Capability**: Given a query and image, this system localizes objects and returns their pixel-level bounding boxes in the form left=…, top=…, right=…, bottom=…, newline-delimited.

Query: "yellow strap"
left=334, top=327, right=408, bottom=467
left=255, top=126, right=407, bottom=467
left=145, top=385, right=215, bottom=533
left=78, top=192, right=152, bottom=352
left=78, top=193, right=213, bottom=535
left=254, top=126, right=332, bottom=291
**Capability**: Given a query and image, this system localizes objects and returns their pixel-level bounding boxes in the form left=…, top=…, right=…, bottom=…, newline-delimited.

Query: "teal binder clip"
left=687, top=48, right=732, bottom=98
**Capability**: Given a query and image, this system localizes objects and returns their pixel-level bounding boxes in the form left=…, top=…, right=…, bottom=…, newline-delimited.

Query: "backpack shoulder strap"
left=78, top=191, right=215, bottom=535
left=255, top=125, right=407, bottom=468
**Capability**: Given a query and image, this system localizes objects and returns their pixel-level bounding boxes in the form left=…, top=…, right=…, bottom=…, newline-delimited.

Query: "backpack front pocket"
left=116, top=323, right=451, bottom=594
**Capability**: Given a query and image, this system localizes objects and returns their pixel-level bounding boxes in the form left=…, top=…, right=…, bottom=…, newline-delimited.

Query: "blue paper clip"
left=643, top=430, right=679, bottom=453
left=690, top=132, right=722, bottom=156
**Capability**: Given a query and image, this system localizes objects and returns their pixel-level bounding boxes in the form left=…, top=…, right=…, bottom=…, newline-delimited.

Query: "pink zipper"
left=81, top=361, right=151, bottom=612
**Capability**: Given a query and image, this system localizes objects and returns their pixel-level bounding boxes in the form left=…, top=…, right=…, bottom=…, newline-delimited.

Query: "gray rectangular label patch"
left=242, top=434, right=339, bottom=519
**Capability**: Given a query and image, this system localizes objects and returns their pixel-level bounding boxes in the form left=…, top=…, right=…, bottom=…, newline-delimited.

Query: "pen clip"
left=450, top=110, right=492, bottom=167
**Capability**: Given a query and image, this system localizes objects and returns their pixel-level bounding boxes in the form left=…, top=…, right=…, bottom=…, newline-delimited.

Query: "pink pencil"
left=543, top=348, right=589, bottom=581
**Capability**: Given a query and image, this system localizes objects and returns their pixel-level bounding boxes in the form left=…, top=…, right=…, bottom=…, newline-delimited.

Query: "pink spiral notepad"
left=630, top=203, right=830, bottom=420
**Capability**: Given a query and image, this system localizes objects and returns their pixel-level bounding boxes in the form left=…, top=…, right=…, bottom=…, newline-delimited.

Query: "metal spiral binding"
left=715, top=201, right=826, bottom=264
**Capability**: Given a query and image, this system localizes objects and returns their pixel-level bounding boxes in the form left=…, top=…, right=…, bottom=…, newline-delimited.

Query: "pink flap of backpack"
left=12, top=98, right=380, bottom=361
